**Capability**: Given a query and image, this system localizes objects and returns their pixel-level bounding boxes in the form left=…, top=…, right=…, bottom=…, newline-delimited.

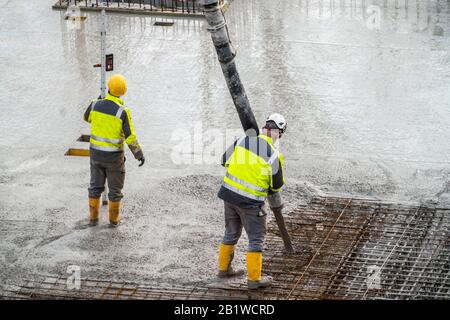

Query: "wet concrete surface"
left=1, top=0, right=450, bottom=291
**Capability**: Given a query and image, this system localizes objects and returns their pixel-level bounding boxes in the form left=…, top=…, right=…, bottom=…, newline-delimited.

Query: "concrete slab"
left=1, top=0, right=449, bottom=297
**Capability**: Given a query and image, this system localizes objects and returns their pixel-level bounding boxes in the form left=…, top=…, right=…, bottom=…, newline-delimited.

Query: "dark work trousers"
left=222, top=201, right=267, bottom=252
left=88, top=158, right=125, bottom=202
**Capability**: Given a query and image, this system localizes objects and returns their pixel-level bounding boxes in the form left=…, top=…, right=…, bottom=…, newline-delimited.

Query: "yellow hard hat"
left=107, top=74, right=127, bottom=97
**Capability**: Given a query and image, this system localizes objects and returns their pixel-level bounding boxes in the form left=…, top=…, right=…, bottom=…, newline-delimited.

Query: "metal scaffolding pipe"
left=200, top=0, right=259, bottom=136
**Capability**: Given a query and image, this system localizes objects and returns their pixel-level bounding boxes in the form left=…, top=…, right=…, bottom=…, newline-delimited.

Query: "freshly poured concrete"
left=0, top=0, right=449, bottom=290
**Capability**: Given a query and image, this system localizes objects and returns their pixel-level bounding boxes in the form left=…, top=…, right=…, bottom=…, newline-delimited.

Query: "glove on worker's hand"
left=138, top=156, right=145, bottom=167
left=268, top=193, right=284, bottom=210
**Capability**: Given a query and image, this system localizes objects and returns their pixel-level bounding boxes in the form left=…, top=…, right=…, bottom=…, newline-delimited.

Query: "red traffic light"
left=106, top=54, right=114, bottom=72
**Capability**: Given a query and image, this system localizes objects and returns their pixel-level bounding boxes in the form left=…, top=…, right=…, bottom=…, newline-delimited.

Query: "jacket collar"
left=105, top=94, right=124, bottom=106
left=258, top=133, right=274, bottom=146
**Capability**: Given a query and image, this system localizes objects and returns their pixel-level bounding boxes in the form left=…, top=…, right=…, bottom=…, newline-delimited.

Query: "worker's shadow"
left=73, top=217, right=127, bottom=230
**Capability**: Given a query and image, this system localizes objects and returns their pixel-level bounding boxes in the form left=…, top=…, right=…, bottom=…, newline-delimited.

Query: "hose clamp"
left=206, top=21, right=226, bottom=33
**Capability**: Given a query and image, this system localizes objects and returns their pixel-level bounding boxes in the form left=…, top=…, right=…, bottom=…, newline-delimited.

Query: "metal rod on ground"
left=100, top=8, right=108, bottom=206
left=200, top=0, right=294, bottom=252
left=200, top=0, right=259, bottom=136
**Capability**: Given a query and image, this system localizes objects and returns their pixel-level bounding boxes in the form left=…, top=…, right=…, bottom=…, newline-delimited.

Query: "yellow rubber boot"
left=108, top=200, right=121, bottom=226
left=218, top=243, right=244, bottom=278
left=247, top=252, right=271, bottom=289
left=89, top=197, right=100, bottom=226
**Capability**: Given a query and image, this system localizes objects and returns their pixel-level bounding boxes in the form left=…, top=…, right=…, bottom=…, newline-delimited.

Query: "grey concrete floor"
left=0, top=0, right=449, bottom=290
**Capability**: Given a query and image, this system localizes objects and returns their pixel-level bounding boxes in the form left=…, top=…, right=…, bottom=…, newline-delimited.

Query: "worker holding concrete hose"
left=83, top=74, right=145, bottom=227
left=217, top=113, right=286, bottom=290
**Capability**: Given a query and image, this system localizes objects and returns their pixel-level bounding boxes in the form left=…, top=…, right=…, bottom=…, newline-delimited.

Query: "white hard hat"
left=265, top=113, right=287, bottom=132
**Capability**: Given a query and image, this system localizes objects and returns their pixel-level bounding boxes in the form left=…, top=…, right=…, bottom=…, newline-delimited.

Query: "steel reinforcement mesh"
left=1, top=196, right=449, bottom=300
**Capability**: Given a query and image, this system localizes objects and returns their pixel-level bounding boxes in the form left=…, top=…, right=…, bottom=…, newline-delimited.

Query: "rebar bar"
left=2, top=196, right=448, bottom=300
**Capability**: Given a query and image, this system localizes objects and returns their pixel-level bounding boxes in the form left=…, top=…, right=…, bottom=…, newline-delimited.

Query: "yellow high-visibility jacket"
left=218, top=134, right=284, bottom=208
left=83, top=94, right=143, bottom=161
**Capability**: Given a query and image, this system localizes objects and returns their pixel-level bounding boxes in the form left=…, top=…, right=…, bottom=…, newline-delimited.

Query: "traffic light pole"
left=100, top=9, right=107, bottom=99
left=101, top=9, right=108, bottom=205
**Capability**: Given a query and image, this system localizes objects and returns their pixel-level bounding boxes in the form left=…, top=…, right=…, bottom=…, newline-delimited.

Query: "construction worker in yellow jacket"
left=217, top=113, right=286, bottom=289
left=83, top=74, right=145, bottom=227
